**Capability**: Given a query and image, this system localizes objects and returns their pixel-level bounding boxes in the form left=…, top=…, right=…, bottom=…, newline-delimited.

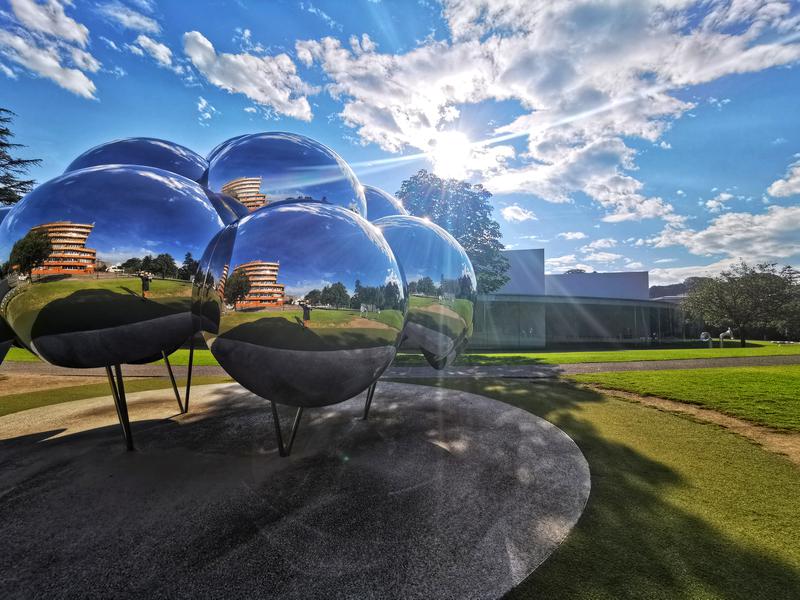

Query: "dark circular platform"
left=0, top=381, right=590, bottom=599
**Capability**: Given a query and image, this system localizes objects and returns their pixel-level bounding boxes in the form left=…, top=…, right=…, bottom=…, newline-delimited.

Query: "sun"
left=428, top=131, right=472, bottom=179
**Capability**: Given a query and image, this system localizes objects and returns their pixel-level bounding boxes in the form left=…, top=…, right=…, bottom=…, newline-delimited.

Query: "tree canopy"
left=0, top=109, right=40, bottom=205
left=396, top=169, right=509, bottom=293
left=224, top=270, right=251, bottom=309
left=683, top=261, right=797, bottom=346
left=9, top=229, right=52, bottom=279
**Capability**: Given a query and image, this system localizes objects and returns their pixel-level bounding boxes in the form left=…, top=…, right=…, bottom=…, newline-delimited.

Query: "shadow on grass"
left=405, top=377, right=800, bottom=599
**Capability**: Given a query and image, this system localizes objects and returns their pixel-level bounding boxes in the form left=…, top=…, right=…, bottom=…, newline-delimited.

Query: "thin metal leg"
left=163, top=351, right=185, bottom=413
left=270, top=401, right=304, bottom=457
left=362, top=381, right=377, bottom=420
left=106, top=364, right=134, bottom=451
left=184, top=336, right=194, bottom=413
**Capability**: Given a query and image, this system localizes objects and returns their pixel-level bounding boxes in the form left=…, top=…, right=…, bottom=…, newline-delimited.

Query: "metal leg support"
left=163, top=351, right=185, bottom=413
left=362, top=381, right=377, bottom=421
left=105, top=364, right=134, bottom=451
left=270, top=401, right=304, bottom=457
left=184, top=336, right=194, bottom=413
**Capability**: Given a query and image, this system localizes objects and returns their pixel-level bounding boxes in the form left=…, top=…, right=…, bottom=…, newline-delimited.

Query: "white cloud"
left=581, top=237, right=617, bottom=251
left=297, top=0, right=800, bottom=222
left=197, top=96, right=218, bottom=126
left=9, top=0, right=89, bottom=47
left=649, top=258, right=739, bottom=286
left=97, top=1, right=160, bottom=34
left=557, top=231, right=586, bottom=240
left=244, top=106, right=257, bottom=113
left=184, top=31, right=316, bottom=121
left=654, top=258, right=676, bottom=264
left=676, top=189, right=686, bottom=196
left=0, top=29, right=95, bottom=98
left=704, top=191, right=734, bottom=213
left=0, top=63, right=17, bottom=78
left=129, top=34, right=184, bottom=74
left=300, top=1, right=342, bottom=31
left=625, top=261, right=644, bottom=269
left=100, top=35, right=120, bottom=51
left=767, top=159, right=800, bottom=197
left=500, top=203, right=536, bottom=223
left=654, top=205, right=800, bottom=260
left=583, top=251, right=623, bottom=263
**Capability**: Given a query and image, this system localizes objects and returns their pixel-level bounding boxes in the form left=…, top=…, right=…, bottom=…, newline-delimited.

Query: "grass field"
left=0, top=375, right=232, bottom=417
left=573, top=365, right=800, bottom=431
left=6, top=339, right=800, bottom=367
left=402, top=377, right=800, bottom=599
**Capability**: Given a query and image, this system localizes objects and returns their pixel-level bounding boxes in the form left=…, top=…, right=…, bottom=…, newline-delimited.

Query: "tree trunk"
left=739, top=325, right=746, bottom=347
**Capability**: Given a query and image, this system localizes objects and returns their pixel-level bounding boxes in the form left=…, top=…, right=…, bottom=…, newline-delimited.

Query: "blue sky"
left=1, top=0, right=799, bottom=285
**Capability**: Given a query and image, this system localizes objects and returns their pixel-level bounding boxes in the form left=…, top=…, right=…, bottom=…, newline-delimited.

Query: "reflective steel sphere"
left=203, top=188, right=250, bottom=224
left=375, top=215, right=476, bottom=369
left=0, top=165, right=226, bottom=368
left=206, top=134, right=248, bottom=163
left=195, top=202, right=405, bottom=407
left=205, top=132, right=367, bottom=216
left=0, top=205, right=15, bottom=362
left=64, top=137, right=208, bottom=182
left=364, top=185, right=408, bottom=221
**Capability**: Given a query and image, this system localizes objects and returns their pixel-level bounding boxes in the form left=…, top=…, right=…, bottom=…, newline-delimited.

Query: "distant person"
left=300, top=302, right=313, bottom=327
left=139, top=272, right=151, bottom=300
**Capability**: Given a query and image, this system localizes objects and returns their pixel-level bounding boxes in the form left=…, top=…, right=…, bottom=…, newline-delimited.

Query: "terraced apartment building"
left=30, top=221, right=96, bottom=275
left=228, top=260, right=285, bottom=308
left=221, top=177, right=268, bottom=212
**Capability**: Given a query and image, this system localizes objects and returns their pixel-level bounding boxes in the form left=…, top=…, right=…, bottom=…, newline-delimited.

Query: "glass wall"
left=468, top=295, right=683, bottom=350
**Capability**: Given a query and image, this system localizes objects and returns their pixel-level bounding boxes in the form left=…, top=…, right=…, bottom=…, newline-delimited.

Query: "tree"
left=177, top=252, right=199, bottom=280
left=0, top=109, right=41, bottom=204
left=151, top=253, right=178, bottom=278
left=224, top=270, right=251, bottom=310
left=396, top=169, right=509, bottom=293
left=320, top=282, right=350, bottom=308
left=304, top=288, right=322, bottom=305
left=120, top=257, right=142, bottom=273
left=9, top=229, right=52, bottom=279
left=683, top=261, right=796, bottom=346
left=414, top=276, right=438, bottom=296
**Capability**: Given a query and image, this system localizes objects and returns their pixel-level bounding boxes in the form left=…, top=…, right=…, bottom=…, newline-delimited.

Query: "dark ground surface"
left=0, top=382, right=589, bottom=600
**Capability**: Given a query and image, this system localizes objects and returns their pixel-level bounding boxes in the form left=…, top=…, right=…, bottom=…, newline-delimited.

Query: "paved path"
left=0, top=382, right=589, bottom=599
left=1, top=353, right=798, bottom=380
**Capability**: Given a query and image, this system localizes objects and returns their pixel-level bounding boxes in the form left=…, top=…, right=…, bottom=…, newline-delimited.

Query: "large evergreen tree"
left=396, top=170, right=509, bottom=293
left=9, top=230, right=52, bottom=280
left=0, top=109, right=40, bottom=205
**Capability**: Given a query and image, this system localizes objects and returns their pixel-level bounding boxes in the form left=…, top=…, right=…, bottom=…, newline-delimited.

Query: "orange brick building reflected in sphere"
left=31, top=221, right=96, bottom=275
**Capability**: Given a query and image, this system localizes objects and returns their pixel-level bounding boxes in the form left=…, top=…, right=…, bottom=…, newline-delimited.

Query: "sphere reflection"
left=375, top=215, right=476, bottom=369
left=0, top=165, right=225, bottom=368
left=64, top=137, right=208, bottom=182
left=205, top=132, right=366, bottom=216
left=195, top=203, right=405, bottom=407
left=0, top=205, right=15, bottom=361
left=364, top=185, right=408, bottom=221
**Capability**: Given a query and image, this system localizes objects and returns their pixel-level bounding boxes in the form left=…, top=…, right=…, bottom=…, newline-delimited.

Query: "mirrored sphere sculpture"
left=64, top=137, right=208, bottom=183
left=0, top=165, right=226, bottom=368
left=206, top=134, right=248, bottom=163
left=0, top=205, right=15, bottom=362
left=375, top=215, right=476, bottom=369
left=203, top=188, right=250, bottom=224
left=195, top=202, right=406, bottom=407
left=364, top=185, right=408, bottom=221
left=205, top=132, right=367, bottom=216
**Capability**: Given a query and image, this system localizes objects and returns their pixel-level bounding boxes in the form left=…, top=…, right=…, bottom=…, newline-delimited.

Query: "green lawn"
left=0, top=375, right=232, bottom=417
left=391, top=340, right=800, bottom=366
left=573, top=365, right=800, bottom=431
left=403, top=377, right=800, bottom=599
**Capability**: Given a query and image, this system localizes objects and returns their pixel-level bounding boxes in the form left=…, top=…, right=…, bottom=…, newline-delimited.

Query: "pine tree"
left=0, top=109, right=41, bottom=205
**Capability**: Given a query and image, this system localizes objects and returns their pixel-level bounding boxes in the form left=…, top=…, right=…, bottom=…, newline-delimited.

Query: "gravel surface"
left=0, top=381, right=589, bottom=600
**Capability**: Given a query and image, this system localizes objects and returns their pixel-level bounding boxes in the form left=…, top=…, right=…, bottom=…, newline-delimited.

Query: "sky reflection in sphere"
left=206, top=132, right=366, bottom=216
left=195, top=202, right=405, bottom=406
left=64, top=137, right=208, bottom=183
left=375, top=215, right=476, bottom=369
left=363, top=185, right=408, bottom=221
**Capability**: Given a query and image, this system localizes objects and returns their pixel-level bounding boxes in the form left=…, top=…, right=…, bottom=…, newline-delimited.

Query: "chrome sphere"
left=0, top=205, right=15, bottom=362
left=194, top=202, right=406, bottom=407
left=0, top=165, right=226, bottom=368
left=64, top=137, right=208, bottom=182
left=202, top=188, right=249, bottom=224
left=206, top=134, right=248, bottom=163
left=364, top=185, right=408, bottom=221
left=205, top=132, right=367, bottom=216
left=374, top=215, right=476, bottom=369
